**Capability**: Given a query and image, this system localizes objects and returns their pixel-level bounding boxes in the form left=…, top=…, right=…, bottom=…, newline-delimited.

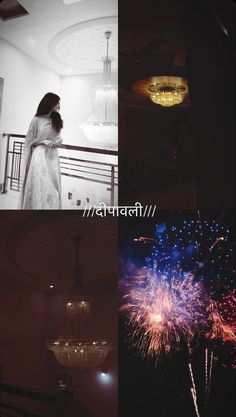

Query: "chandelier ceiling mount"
left=79, top=30, right=118, bottom=149
left=46, top=236, right=114, bottom=370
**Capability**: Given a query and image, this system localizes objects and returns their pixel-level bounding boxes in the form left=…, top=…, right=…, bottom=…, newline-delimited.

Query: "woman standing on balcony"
left=19, top=92, right=63, bottom=209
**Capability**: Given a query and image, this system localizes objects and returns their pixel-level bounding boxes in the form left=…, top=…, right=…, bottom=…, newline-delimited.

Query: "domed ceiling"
left=0, top=212, right=117, bottom=292
left=0, top=0, right=118, bottom=76
left=49, top=16, right=118, bottom=72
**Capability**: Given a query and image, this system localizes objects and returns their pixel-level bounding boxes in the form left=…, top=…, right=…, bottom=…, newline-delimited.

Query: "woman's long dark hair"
left=35, top=92, right=63, bottom=132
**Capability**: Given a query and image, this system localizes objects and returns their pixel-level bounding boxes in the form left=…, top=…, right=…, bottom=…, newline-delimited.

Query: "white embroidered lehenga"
left=19, top=116, right=63, bottom=209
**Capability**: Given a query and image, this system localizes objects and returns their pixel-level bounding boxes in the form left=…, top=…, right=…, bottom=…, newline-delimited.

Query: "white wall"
left=0, top=38, right=61, bottom=186
left=0, top=39, right=118, bottom=206
left=0, top=38, right=61, bottom=133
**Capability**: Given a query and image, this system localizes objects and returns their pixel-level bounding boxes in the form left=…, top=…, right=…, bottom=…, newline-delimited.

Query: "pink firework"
left=120, top=268, right=206, bottom=360
left=218, top=289, right=236, bottom=341
left=206, top=291, right=236, bottom=344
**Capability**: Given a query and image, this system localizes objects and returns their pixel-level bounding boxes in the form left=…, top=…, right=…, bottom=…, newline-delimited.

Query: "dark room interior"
left=119, top=0, right=235, bottom=209
left=0, top=212, right=118, bottom=417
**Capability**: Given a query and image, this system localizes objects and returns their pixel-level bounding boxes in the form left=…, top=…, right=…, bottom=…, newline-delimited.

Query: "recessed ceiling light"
left=49, top=285, right=54, bottom=289
left=62, top=0, right=85, bottom=5
left=27, top=37, right=35, bottom=46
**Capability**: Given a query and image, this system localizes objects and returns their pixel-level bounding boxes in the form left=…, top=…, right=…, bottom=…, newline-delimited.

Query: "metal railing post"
left=110, top=165, right=115, bottom=205
left=1, top=134, right=10, bottom=194
left=1, top=133, right=118, bottom=202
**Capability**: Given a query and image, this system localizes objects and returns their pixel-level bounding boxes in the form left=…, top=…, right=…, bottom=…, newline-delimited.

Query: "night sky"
left=119, top=210, right=236, bottom=417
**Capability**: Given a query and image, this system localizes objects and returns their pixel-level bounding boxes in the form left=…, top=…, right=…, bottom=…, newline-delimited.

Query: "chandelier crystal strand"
left=46, top=339, right=113, bottom=368
left=46, top=237, right=114, bottom=370
left=79, top=31, right=118, bottom=149
left=46, top=296, right=114, bottom=369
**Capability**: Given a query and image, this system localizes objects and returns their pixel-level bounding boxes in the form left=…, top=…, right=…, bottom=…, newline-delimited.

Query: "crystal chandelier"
left=46, top=236, right=114, bottom=369
left=79, top=31, right=118, bottom=150
left=133, top=75, right=188, bottom=107
left=47, top=337, right=113, bottom=368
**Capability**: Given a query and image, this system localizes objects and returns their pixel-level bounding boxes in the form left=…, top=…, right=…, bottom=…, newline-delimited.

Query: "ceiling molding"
left=48, top=15, right=118, bottom=72
left=2, top=212, right=117, bottom=292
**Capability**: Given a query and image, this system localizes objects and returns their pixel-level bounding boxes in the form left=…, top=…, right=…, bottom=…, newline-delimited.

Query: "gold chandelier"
left=46, top=236, right=114, bottom=369
left=132, top=75, right=188, bottom=107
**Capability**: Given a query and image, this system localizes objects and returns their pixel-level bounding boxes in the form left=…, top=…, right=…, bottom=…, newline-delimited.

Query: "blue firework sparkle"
left=119, top=211, right=236, bottom=357
left=132, top=214, right=235, bottom=296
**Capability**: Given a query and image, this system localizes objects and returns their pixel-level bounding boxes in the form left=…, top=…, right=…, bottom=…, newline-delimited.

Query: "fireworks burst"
left=147, top=218, right=234, bottom=294
left=205, top=289, right=236, bottom=369
left=119, top=212, right=235, bottom=417
left=218, top=289, right=236, bottom=341
left=121, top=268, right=206, bottom=360
left=206, top=298, right=236, bottom=344
left=120, top=215, right=235, bottom=359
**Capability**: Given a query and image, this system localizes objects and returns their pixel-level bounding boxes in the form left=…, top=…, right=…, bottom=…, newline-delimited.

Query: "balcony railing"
left=1, top=133, right=118, bottom=205
left=0, top=382, right=91, bottom=417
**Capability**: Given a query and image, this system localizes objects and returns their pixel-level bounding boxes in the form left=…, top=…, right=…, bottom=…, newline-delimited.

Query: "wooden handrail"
left=0, top=383, right=55, bottom=405
left=0, top=402, right=41, bottom=416
left=1, top=133, right=118, bottom=199
left=2, top=133, right=26, bottom=138
left=2, top=133, right=118, bottom=156
left=0, top=383, right=93, bottom=417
